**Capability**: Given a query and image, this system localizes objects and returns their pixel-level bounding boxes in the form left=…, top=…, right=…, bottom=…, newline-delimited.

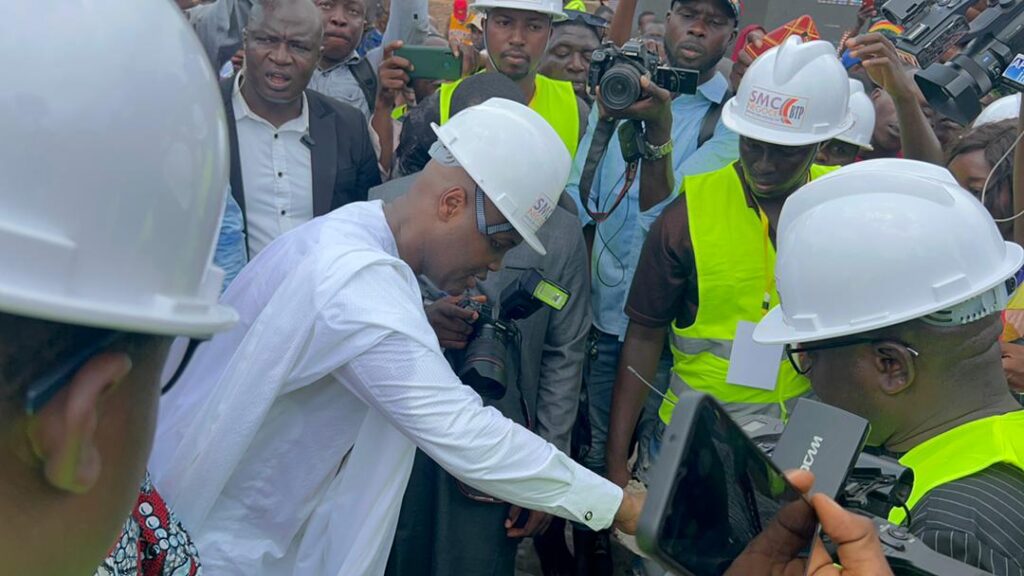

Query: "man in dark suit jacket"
left=220, top=0, right=379, bottom=258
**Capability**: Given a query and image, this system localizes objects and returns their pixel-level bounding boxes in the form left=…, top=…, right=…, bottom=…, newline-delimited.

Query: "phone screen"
left=656, top=401, right=818, bottom=575
left=1002, top=54, right=1024, bottom=91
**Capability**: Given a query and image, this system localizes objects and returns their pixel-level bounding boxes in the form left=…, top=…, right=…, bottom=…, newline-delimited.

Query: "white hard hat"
left=974, top=93, right=1021, bottom=127
left=471, top=0, right=568, bottom=21
left=754, top=159, right=1023, bottom=345
left=722, top=36, right=853, bottom=146
left=835, top=79, right=875, bottom=151
left=432, top=98, right=570, bottom=256
left=0, top=0, right=237, bottom=338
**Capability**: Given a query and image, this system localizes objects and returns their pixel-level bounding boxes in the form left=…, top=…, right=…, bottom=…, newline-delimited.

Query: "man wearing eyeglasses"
left=754, top=159, right=1024, bottom=575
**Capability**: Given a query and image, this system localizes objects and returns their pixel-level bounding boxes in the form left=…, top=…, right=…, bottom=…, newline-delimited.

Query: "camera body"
left=588, top=39, right=699, bottom=111
left=453, top=269, right=570, bottom=400
left=883, top=0, right=1024, bottom=125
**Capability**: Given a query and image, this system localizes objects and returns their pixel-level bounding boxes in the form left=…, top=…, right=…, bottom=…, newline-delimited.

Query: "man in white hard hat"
left=438, top=0, right=589, bottom=156
left=754, top=158, right=1024, bottom=573
left=149, top=99, right=643, bottom=576
left=607, top=36, right=852, bottom=488
left=0, top=1, right=238, bottom=574
left=816, top=79, right=876, bottom=167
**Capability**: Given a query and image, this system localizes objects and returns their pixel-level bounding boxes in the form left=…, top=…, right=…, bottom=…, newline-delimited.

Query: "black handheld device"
left=636, top=392, right=818, bottom=576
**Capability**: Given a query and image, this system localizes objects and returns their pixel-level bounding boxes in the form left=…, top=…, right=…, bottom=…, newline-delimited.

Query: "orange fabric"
left=744, top=16, right=821, bottom=60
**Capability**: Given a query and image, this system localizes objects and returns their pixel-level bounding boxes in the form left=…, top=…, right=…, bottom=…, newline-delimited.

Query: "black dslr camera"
left=588, top=39, right=699, bottom=111
left=882, top=0, right=1024, bottom=124
left=453, top=269, right=570, bottom=400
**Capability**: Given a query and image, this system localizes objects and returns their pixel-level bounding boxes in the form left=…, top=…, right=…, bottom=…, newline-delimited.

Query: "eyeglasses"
left=24, top=330, right=122, bottom=415
left=785, top=338, right=920, bottom=376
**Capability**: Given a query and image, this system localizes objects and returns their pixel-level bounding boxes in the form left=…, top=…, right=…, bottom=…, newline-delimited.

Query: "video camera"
left=881, top=0, right=1024, bottom=124
left=452, top=269, right=569, bottom=400
left=588, top=39, right=699, bottom=111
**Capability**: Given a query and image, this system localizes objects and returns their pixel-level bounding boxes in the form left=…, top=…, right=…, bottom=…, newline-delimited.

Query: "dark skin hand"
left=594, top=76, right=675, bottom=211
left=506, top=506, right=553, bottom=538
left=606, top=321, right=665, bottom=488
left=1002, top=342, right=1024, bottom=393
left=425, top=295, right=484, bottom=350
left=726, top=471, right=895, bottom=576
left=371, top=40, right=412, bottom=175
left=846, top=33, right=944, bottom=165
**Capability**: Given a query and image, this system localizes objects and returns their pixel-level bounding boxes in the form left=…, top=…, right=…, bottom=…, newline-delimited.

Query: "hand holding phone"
left=395, top=45, right=462, bottom=81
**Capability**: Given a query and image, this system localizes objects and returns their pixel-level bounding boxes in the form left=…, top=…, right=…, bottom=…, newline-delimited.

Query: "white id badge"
left=726, top=321, right=783, bottom=391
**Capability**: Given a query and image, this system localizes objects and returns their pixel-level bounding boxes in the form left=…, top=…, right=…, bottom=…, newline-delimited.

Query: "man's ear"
left=437, top=186, right=470, bottom=223
left=27, top=353, right=133, bottom=494
left=871, top=342, right=916, bottom=396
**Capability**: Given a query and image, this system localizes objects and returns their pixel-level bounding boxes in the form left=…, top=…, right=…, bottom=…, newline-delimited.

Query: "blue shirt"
left=215, top=190, right=248, bottom=293
left=569, top=72, right=738, bottom=339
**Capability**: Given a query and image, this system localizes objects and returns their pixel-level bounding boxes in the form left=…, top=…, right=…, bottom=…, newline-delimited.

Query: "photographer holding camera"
left=753, top=159, right=1024, bottom=574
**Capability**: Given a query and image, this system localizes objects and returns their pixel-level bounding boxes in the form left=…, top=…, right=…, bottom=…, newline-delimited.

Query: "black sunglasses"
left=24, top=330, right=122, bottom=415
left=785, top=338, right=920, bottom=376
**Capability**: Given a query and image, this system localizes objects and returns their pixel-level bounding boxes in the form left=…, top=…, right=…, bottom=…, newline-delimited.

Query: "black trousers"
left=385, top=449, right=519, bottom=576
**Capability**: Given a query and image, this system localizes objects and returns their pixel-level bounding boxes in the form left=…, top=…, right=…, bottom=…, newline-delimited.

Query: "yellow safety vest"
left=438, top=74, right=579, bottom=157
left=889, top=410, right=1024, bottom=525
left=660, top=163, right=838, bottom=424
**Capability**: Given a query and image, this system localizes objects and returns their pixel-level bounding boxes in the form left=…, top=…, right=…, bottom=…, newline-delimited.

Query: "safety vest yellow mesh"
left=659, top=163, right=838, bottom=424
left=889, top=410, right=1024, bottom=525
left=438, top=74, right=579, bottom=157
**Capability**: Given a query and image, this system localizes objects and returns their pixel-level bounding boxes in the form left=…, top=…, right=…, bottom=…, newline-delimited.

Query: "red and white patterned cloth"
left=95, top=473, right=201, bottom=576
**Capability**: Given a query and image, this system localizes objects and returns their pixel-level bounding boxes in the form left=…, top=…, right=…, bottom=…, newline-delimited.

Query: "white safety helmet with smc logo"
left=754, top=159, right=1023, bottom=345
left=723, top=36, right=853, bottom=146
left=432, top=98, right=570, bottom=256
left=0, top=0, right=237, bottom=338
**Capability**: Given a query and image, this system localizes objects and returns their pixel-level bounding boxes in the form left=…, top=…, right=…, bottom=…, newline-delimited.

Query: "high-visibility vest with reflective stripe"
left=659, top=163, right=837, bottom=424
left=438, top=74, right=579, bottom=157
left=888, top=410, right=1024, bottom=525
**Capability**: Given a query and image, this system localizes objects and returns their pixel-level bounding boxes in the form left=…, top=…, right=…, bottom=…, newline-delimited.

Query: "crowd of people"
left=4, top=0, right=1024, bottom=575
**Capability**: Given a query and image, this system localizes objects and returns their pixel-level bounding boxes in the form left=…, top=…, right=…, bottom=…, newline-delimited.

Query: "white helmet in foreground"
left=471, top=0, right=567, bottom=21
left=835, top=79, right=876, bottom=151
left=0, top=0, right=237, bottom=338
left=754, top=158, right=1022, bottom=345
left=432, top=98, right=570, bottom=256
left=723, top=36, right=853, bottom=146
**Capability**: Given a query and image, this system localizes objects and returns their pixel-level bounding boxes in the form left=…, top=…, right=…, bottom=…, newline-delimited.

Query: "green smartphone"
left=395, top=45, right=462, bottom=81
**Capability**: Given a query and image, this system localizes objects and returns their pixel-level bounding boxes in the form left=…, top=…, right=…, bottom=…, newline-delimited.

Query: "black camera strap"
left=579, top=119, right=643, bottom=224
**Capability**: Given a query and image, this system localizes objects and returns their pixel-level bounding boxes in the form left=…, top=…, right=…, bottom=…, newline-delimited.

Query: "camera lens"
left=458, top=322, right=511, bottom=399
left=600, top=64, right=643, bottom=111
left=915, top=57, right=986, bottom=125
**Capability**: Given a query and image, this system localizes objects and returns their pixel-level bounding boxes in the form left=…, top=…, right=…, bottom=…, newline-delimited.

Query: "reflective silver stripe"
left=671, top=333, right=733, bottom=360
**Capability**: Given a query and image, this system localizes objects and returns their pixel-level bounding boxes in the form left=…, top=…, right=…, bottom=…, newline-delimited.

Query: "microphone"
left=771, top=398, right=871, bottom=499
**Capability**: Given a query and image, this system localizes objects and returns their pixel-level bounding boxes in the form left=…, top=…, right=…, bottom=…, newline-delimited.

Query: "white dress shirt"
left=232, top=74, right=314, bottom=257
left=149, top=201, right=623, bottom=576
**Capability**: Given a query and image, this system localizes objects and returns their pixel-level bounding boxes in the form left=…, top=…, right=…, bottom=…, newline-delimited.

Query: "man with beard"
left=564, top=0, right=741, bottom=567
left=753, top=159, right=1024, bottom=574
left=538, top=9, right=605, bottom=105
left=606, top=37, right=853, bottom=492
left=436, top=0, right=590, bottom=156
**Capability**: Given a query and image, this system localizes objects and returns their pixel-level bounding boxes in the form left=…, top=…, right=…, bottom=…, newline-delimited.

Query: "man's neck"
left=240, top=79, right=302, bottom=129
left=383, top=198, right=423, bottom=277
left=515, top=73, right=538, bottom=103
left=886, top=388, right=1021, bottom=454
